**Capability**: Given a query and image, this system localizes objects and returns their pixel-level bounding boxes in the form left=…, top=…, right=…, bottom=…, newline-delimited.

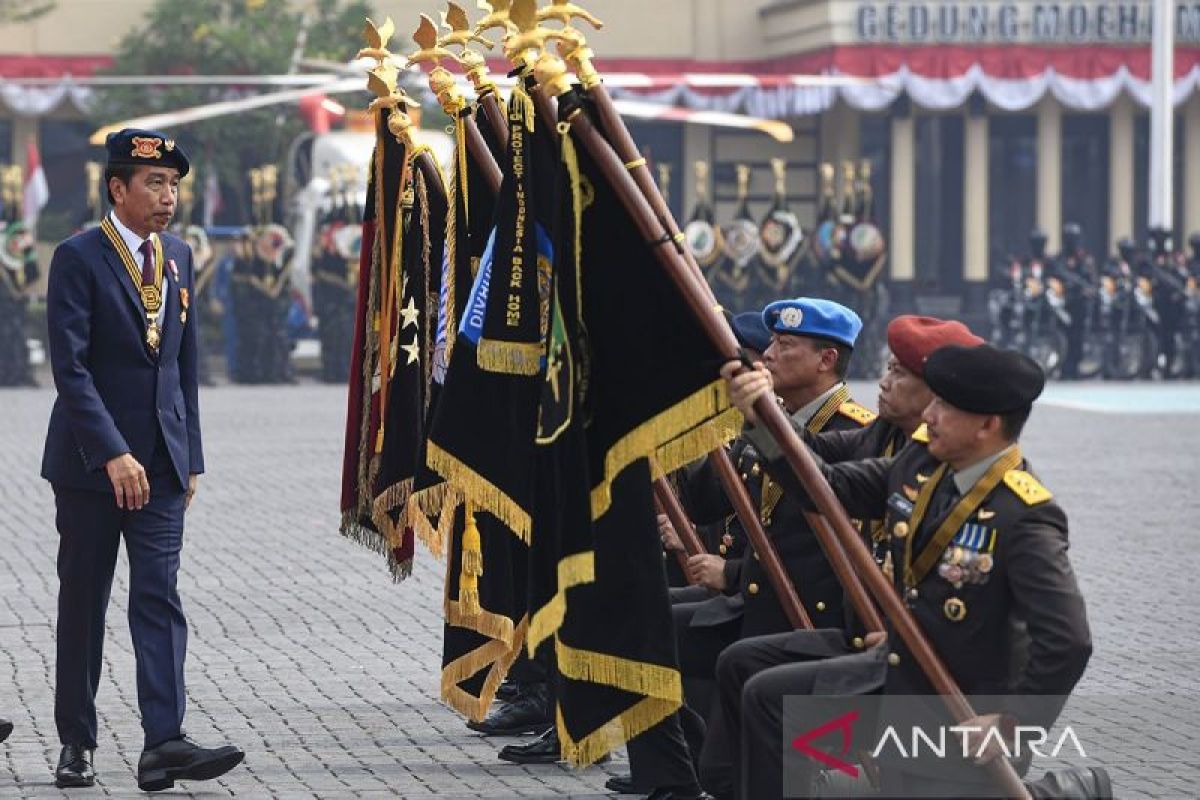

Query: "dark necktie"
left=138, top=240, right=155, bottom=286
left=927, top=474, right=960, bottom=524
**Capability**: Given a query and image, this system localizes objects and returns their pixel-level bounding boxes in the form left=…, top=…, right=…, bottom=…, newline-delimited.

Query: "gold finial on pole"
left=503, top=0, right=568, bottom=70
left=657, top=162, right=671, bottom=200
left=735, top=164, right=751, bottom=201
left=440, top=2, right=499, bottom=97
left=408, top=13, right=469, bottom=116
left=770, top=158, right=787, bottom=198
left=536, top=0, right=604, bottom=89
left=695, top=160, right=711, bottom=201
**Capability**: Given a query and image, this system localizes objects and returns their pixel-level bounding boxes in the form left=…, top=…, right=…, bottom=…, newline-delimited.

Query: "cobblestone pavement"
left=1, top=380, right=1198, bottom=798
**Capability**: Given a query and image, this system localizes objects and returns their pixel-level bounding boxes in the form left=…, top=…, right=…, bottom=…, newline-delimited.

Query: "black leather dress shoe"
left=55, top=744, right=96, bottom=788
left=498, top=726, right=561, bottom=764
left=495, top=678, right=521, bottom=703
left=606, top=772, right=638, bottom=793
left=468, top=682, right=552, bottom=736
left=0, top=718, right=12, bottom=744
left=137, top=736, right=245, bottom=792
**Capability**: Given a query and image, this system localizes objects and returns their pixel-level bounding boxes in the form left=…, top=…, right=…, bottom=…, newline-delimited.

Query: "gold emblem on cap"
left=131, top=137, right=164, bottom=160
left=944, top=597, right=967, bottom=622
left=892, top=521, right=909, bottom=539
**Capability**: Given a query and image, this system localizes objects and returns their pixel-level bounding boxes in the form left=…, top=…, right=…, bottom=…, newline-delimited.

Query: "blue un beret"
left=762, top=297, right=863, bottom=349
left=105, top=128, right=190, bottom=178
left=731, top=310, right=773, bottom=354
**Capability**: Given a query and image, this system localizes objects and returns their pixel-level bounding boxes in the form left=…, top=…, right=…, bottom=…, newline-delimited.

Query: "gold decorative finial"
left=694, top=160, right=710, bottom=200
left=408, top=14, right=456, bottom=67
left=359, top=17, right=396, bottom=61
left=409, top=14, right=471, bottom=116
left=504, top=0, right=567, bottom=65
left=736, top=164, right=751, bottom=199
left=474, top=0, right=514, bottom=38
left=771, top=158, right=787, bottom=197
left=536, top=0, right=603, bottom=30
left=440, top=2, right=493, bottom=50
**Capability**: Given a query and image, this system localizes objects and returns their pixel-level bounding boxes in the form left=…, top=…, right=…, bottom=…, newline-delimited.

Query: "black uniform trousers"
left=54, top=441, right=188, bottom=751
left=704, top=631, right=884, bottom=800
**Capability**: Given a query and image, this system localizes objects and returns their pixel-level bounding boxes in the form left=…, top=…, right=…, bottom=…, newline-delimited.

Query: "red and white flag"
left=23, top=138, right=49, bottom=230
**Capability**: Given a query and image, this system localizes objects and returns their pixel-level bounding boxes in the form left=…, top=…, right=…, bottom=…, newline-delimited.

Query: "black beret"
left=105, top=128, right=190, bottom=177
left=924, top=344, right=1045, bottom=414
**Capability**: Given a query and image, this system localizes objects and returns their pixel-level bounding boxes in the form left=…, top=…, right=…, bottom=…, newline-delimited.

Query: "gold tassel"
left=509, top=80, right=536, bottom=133
left=458, top=504, right=483, bottom=615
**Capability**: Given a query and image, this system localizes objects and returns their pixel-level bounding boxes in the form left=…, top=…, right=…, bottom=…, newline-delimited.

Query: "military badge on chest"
left=937, top=521, right=996, bottom=589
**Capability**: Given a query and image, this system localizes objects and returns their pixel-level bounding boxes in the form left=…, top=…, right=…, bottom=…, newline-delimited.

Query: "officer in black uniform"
left=311, top=175, right=359, bottom=384
left=229, top=226, right=263, bottom=383
left=715, top=343, right=1095, bottom=800
left=694, top=315, right=984, bottom=798
left=0, top=217, right=38, bottom=387
left=1149, top=230, right=1194, bottom=378
left=1054, top=223, right=1098, bottom=379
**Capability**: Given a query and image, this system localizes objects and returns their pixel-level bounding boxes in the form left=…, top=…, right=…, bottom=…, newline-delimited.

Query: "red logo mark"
left=790, top=710, right=860, bottom=778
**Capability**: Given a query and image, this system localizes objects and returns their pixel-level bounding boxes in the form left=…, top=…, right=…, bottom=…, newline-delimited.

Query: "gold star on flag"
left=401, top=336, right=420, bottom=366
left=400, top=296, right=420, bottom=329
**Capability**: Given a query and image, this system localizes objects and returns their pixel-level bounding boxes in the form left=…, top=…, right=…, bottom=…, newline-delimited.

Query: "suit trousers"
left=703, top=631, right=884, bottom=800
left=54, top=472, right=188, bottom=750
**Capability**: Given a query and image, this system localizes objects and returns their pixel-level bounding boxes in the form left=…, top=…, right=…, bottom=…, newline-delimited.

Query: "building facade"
left=2, top=0, right=1199, bottom=312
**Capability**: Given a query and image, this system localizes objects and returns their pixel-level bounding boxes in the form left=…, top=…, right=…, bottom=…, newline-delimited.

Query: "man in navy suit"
left=42, top=129, right=243, bottom=791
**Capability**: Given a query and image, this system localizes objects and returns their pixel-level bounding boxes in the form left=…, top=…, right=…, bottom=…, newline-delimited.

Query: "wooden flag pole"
left=533, top=50, right=1029, bottom=800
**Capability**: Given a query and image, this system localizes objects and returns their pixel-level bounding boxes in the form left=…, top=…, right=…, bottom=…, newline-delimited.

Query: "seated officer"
left=671, top=298, right=872, bottom=716
left=666, top=309, right=776, bottom=598
left=697, top=315, right=983, bottom=797
left=614, top=299, right=870, bottom=799
left=717, top=344, right=1093, bottom=800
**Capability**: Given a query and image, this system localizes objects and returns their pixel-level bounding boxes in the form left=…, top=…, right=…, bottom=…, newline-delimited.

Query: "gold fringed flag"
left=536, top=89, right=741, bottom=768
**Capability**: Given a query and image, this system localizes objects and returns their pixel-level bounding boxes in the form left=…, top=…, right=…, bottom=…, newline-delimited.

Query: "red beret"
left=886, top=315, right=984, bottom=378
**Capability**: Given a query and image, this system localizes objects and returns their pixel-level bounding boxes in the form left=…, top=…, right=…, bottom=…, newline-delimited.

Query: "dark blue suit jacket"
left=41, top=226, right=204, bottom=492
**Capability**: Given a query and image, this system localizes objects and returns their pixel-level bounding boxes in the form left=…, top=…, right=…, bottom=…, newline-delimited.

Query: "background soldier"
left=0, top=222, right=39, bottom=386
left=1053, top=222, right=1098, bottom=379
left=229, top=225, right=263, bottom=383
left=0, top=167, right=40, bottom=386
left=311, top=168, right=359, bottom=384
left=1149, top=229, right=1193, bottom=378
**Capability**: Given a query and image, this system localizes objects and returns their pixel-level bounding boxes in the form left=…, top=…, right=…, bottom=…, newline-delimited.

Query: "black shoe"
left=606, top=772, right=638, bottom=794
left=498, top=726, right=560, bottom=764
left=643, top=787, right=712, bottom=800
left=468, top=682, right=552, bottom=736
left=137, top=736, right=245, bottom=792
left=1026, top=766, right=1113, bottom=799
left=55, top=744, right=95, bottom=788
left=0, top=718, right=11, bottom=744
left=495, top=677, right=522, bottom=703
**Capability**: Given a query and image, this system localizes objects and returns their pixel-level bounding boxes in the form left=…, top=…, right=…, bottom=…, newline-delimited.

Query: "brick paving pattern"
left=0, top=380, right=1196, bottom=798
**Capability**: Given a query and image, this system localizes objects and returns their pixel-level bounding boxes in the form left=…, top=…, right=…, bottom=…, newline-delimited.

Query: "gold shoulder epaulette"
left=837, top=401, right=876, bottom=427
left=911, top=423, right=930, bottom=443
left=1003, top=470, right=1053, bottom=506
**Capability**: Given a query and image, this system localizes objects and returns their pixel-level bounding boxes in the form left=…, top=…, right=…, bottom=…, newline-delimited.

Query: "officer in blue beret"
left=41, top=128, right=244, bottom=790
